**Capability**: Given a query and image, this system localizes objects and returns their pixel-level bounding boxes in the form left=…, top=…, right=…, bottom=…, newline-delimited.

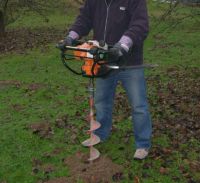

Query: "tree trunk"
left=0, top=10, right=5, bottom=37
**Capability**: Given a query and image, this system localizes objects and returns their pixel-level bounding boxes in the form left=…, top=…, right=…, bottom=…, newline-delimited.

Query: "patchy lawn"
left=0, top=1, right=199, bottom=183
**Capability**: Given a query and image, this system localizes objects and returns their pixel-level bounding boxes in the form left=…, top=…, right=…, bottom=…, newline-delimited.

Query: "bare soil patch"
left=0, top=28, right=65, bottom=54
left=28, top=121, right=54, bottom=139
left=0, top=80, right=46, bottom=92
left=63, top=152, right=124, bottom=183
left=0, top=80, right=21, bottom=89
left=40, top=152, right=123, bottom=183
left=34, top=151, right=124, bottom=183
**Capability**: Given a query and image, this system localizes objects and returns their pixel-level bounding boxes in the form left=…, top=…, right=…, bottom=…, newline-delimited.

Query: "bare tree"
left=0, top=0, right=8, bottom=35
left=152, top=0, right=200, bottom=34
left=0, top=0, right=53, bottom=36
left=0, top=11, right=5, bottom=35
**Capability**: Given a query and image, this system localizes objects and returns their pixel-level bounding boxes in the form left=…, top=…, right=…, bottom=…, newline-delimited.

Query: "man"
left=59, top=0, right=152, bottom=160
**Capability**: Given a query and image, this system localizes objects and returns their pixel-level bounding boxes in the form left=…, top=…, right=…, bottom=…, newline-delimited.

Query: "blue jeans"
left=94, top=68, right=152, bottom=149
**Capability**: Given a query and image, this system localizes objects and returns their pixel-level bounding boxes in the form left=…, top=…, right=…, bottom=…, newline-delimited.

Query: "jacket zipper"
left=104, top=0, right=113, bottom=42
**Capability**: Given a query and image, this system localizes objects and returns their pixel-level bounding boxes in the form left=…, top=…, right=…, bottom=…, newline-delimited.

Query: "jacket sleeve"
left=69, top=0, right=93, bottom=38
left=123, top=0, right=149, bottom=45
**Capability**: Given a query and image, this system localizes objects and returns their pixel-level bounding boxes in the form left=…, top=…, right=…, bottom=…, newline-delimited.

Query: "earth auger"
left=57, top=40, right=157, bottom=161
left=57, top=40, right=111, bottom=161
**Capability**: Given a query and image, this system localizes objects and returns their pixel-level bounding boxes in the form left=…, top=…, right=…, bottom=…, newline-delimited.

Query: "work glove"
left=108, top=42, right=129, bottom=65
left=57, top=36, right=75, bottom=50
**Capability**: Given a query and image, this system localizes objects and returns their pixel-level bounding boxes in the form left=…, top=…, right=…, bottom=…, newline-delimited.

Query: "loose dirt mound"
left=0, top=28, right=65, bottom=54
left=28, top=121, right=54, bottom=139
left=63, top=152, right=124, bottom=183
left=39, top=152, right=124, bottom=183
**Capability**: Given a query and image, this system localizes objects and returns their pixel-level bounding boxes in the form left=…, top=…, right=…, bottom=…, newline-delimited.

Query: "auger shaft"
left=81, top=78, right=101, bottom=161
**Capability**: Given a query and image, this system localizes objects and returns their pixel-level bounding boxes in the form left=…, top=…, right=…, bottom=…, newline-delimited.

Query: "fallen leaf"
left=134, top=176, right=140, bottom=183
left=159, top=167, right=169, bottom=175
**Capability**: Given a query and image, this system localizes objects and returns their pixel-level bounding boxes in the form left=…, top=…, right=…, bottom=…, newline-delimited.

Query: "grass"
left=7, top=1, right=78, bottom=30
left=0, top=1, right=200, bottom=182
left=0, top=48, right=87, bottom=182
left=8, top=11, right=77, bottom=30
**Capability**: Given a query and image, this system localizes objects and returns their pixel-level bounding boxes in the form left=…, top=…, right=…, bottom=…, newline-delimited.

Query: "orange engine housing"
left=74, top=43, right=101, bottom=76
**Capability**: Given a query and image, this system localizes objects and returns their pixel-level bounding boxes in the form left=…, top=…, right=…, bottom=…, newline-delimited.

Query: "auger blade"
left=88, top=146, right=100, bottom=161
left=82, top=134, right=100, bottom=147
left=88, top=120, right=101, bottom=132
